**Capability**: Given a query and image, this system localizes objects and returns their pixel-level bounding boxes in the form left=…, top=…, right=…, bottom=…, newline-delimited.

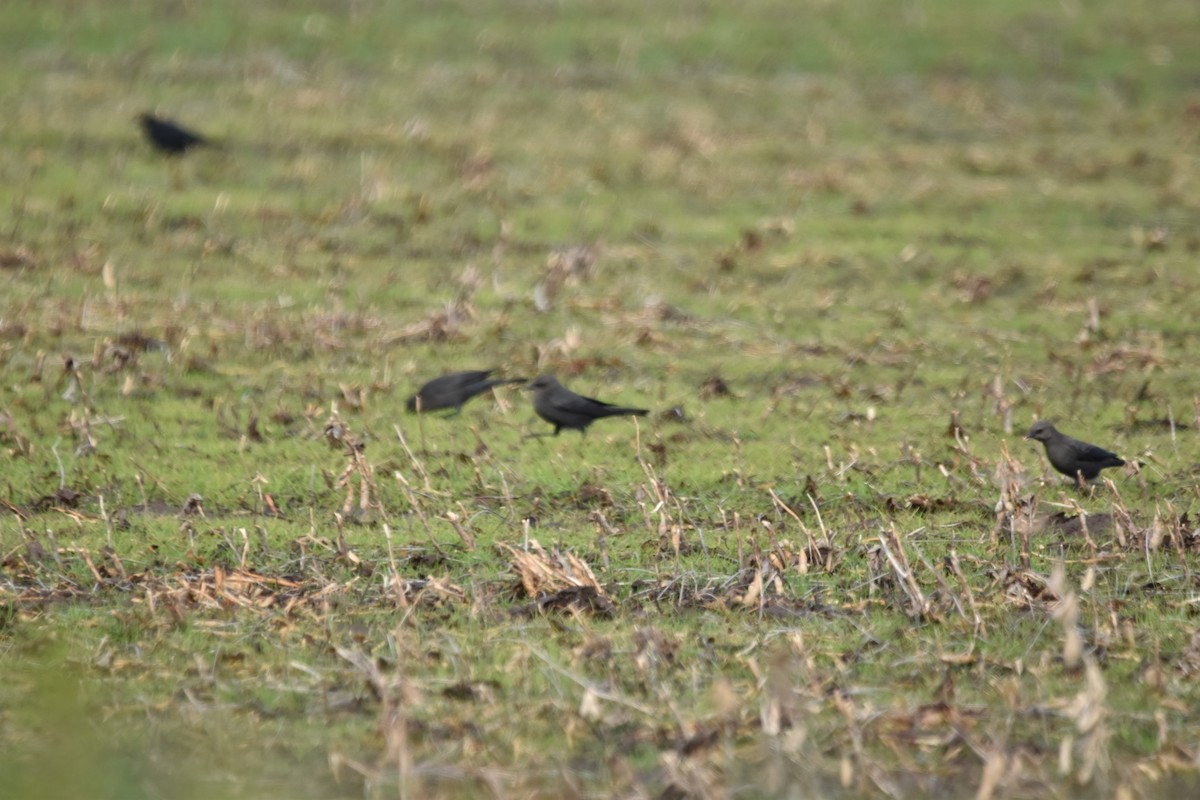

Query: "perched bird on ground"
left=528, top=375, right=648, bottom=435
left=137, top=113, right=211, bottom=156
left=406, top=370, right=525, bottom=414
left=1024, top=420, right=1126, bottom=482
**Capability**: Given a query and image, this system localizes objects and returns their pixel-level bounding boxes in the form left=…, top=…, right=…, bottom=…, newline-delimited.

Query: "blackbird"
left=406, top=370, right=524, bottom=414
left=1025, top=420, right=1125, bottom=482
left=528, top=375, right=648, bottom=435
left=138, top=113, right=210, bottom=156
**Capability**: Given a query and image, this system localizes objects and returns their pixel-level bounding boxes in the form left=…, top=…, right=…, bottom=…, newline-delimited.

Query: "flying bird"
left=138, top=113, right=211, bottom=156
left=406, top=370, right=524, bottom=414
left=528, top=375, right=648, bottom=435
left=1024, top=420, right=1126, bottom=483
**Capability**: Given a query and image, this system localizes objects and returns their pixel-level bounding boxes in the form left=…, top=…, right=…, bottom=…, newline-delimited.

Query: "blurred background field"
left=1, top=1, right=1199, bottom=797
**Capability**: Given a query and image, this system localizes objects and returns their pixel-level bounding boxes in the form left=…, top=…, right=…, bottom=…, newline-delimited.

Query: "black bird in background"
left=1025, top=420, right=1126, bottom=482
left=138, top=113, right=211, bottom=156
left=407, top=370, right=525, bottom=414
left=528, top=375, right=648, bottom=435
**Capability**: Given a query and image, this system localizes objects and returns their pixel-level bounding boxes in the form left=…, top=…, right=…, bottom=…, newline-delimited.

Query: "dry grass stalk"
left=992, top=442, right=1033, bottom=565
left=909, top=537, right=967, bottom=625
left=768, top=489, right=819, bottom=557
left=952, top=427, right=988, bottom=486
left=382, top=524, right=408, bottom=609
left=390, top=425, right=449, bottom=554
left=0, top=409, right=33, bottom=456
left=1061, top=495, right=1098, bottom=556
left=877, top=524, right=930, bottom=619
left=443, top=508, right=476, bottom=551
left=590, top=509, right=620, bottom=572
left=1048, top=560, right=1083, bottom=670
left=1062, top=658, right=1110, bottom=784
left=393, top=424, right=433, bottom=493
left=947, top=549, right=985, bottom=635
left=324, top=408, right=386, bottom=519
left=637, top=454, right=682, bottom=558
left=1102, top=478, right=1131, bottom=549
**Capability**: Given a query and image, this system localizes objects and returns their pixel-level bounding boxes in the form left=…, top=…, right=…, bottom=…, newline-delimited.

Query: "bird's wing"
left=556, top=391, right=615, bottom=414
left=452, top=370, right=493, bottom=388
left=1069, top=439, right=1121, bottom=463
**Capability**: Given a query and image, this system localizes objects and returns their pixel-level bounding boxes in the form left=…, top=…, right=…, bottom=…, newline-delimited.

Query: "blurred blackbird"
left=1025, top=420, right=1125, bottom=482
left=138, top=113, right=210, bottom=156
left=406, top=370, right=525, bottom=414
left=528, top=375, right=648, bottom=435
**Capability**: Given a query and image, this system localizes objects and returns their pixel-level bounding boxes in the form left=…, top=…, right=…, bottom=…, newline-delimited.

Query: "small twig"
left=394, top=424, right=433, bottom=492
left=445, top=504, right=477, bottom=551
left=910, top=539, right=965, bottom=624
left=99, top=494, right=114, bottom=550
left=877, top=526, right=928, bottom=618
left=948, top=549, right=985, bottom=635
left=393, top=470, right=445, bottom=556
left=768, top=488, right=816, bottom=555
left=808, top=493, right=832, bottom=549
left=51, top=437, right=66, bottom=490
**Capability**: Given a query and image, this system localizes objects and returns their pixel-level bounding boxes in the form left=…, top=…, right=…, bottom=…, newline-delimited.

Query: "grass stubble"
left=1, top=0, right=1200, bottom=797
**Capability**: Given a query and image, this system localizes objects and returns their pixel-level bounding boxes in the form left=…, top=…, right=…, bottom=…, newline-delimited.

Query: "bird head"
left=527, top=375, right=556, bottom=392
left=1024, top=420, right=1057, bottom=442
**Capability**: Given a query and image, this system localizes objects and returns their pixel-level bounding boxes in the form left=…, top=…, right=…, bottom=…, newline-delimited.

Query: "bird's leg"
left=415, top=406, right=428, bottom=456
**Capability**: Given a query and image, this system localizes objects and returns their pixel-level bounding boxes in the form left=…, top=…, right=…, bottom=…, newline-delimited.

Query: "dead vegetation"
left=3, top=1, right=1200, bottom=798
left=3, top=435, right=1200, bottom=797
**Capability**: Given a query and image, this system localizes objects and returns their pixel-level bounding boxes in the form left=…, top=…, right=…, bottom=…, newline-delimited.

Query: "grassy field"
left=2, top=0, right=1200, bottom=797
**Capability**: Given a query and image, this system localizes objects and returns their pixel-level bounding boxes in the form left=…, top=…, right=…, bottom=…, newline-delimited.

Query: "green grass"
left=3, top=0, right=1200, bottom=797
